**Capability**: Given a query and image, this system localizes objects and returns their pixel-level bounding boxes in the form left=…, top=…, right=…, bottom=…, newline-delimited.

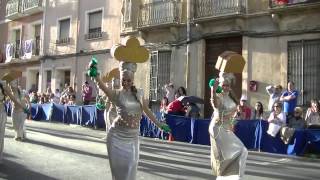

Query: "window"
left=86, top=10, right=103, bottom=39
left=89, top=10, right=102, bottom=33
left=14, top=29, right=21, bottom=58
left=288, top=39, right=320, bottom=106
left=46, top=70, right=52, bottom=88
left=57, top=18, right=70, bottom=44
left=34, top=24, right=41, bottom=55
left=149, top=51, right=171, bottom=101
left=123, top=0, right=132, bottom=23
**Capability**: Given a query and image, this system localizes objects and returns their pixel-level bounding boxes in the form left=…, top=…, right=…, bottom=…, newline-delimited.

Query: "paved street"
left=1, top=118, right=320, bottom=180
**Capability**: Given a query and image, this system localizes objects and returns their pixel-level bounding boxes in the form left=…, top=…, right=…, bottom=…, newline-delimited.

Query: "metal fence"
left=138, top=0, right=181, bottom=27
left=149, top=51, right=171, bottom=102
left=194, top=0, right=246, bottom=19
left=288, top=39, right=320, bottom=106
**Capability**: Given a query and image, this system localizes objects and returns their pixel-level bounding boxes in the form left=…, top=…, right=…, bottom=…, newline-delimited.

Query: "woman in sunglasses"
left=267, top=102, right=286, bottom=137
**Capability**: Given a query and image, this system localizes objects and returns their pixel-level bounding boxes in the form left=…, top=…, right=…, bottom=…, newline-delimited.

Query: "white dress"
left=0, top=85, right=7, bottom=163
left=209, top=93, right=248, bottom=180
left=106, top=89, right=143, bottom=180
left=11, top=89, right=27, bottom=139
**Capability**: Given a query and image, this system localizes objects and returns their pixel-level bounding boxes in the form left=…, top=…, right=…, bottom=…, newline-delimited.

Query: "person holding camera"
left=82, top=81, right=92, bottom=105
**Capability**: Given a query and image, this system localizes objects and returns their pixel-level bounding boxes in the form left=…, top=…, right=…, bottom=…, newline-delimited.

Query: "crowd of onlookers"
left=26, top=81, right=93, bottom=106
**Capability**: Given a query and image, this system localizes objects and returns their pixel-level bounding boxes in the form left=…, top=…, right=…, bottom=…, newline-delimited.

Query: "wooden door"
left=204, top=36, right=242, bottom=118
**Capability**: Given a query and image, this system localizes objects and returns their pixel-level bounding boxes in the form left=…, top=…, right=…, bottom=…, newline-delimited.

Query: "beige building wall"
left=42, top=0, right=122, bottom=103
left=44, top=0, right=78, bottom=55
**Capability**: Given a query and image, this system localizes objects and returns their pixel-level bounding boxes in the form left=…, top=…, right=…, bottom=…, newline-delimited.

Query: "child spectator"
left=164, top=83, right=175, bottom=103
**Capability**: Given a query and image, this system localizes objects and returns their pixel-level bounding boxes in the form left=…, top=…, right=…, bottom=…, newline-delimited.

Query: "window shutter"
left=59, top=19, right=70, bottom=39
left=89, top=11, right=102, bottom=31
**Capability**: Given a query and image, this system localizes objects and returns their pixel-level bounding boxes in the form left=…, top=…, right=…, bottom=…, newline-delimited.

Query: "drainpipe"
left=39, top=0, right=48, bottom=93
left=74, top=0, right=80, bottom=101
left=186, top=0, right=191, bottom=89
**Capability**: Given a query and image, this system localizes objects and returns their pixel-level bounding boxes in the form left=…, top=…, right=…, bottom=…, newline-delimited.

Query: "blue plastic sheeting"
left=80, top=105, right=97, bottom=127
left=166, top=114, right=192, bottom=143
left=64, top=105, right=81, bottom=124
left=96, top=109, right=106, bottom=129
left=4, top=102, right=11, bottom=116
left=233, top=120, right=261, bottom=149
left=51, top=103, right=65, bottom=122
left=20, top=103, right=320, bottom=156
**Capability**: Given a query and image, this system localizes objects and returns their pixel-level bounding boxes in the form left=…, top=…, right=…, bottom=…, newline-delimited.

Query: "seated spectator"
left=67, top=95, right=76, bottom=105
left=267, top=102, right=286, bottom=137
left=163, top=83, right=175, bottom=103
left=166, top=98, right=185, bottom=116
left=305, top=99, right=320, bottom=127
left=287, top=107, right=305, bottom=129
left=177, top=86, right=187, bottom=97
left=160, top=97, right=169, bottom=120
left=233, top=105, right=246, bottom=120
left=251, top=101, right=265, bottom=120
left=185, top=102, right=200, bottom=119
left=29, top=91, right=38, bottom=103
left=239, top=95, right=251, bottom=120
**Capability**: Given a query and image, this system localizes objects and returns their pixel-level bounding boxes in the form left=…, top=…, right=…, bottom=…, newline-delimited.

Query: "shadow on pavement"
left=25, top=138, right=108, bottom=160
left=0, top=157, right=58, bottom=180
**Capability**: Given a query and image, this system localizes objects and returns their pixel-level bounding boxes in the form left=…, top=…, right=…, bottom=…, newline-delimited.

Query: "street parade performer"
left=87, top=36, right=171, bottom=180
left=102, top=68, right=120, bottom=136
left=209, top=51, right=248, bottom=180
left=0, top=71, right=29, bottom=163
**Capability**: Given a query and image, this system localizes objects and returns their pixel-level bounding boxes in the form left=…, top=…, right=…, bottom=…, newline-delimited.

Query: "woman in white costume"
left=209, top=72, right=248, bottom=180
left=103, top=71, right=120, bottom=134
left=0, top=81, right=27, bottom=163
left=8, top=81, right=29, bottom=141
left=89, top=37, right=170, bottom=180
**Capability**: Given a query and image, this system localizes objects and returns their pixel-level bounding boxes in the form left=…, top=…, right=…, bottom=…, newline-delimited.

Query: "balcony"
left=6, top=0, right=23, bottom=20
left=138, top=0, right=182, bottom=29
left=56, top=37, right=71, bottom=45
left=85, top=31, right=103, bottom=40
left=269, top=0, right=320, bottom=12
left=23, top=0, right=43, bottom=15
left=194, top=0, right=246, bottom=21
left=6, top=0, right=43, bottom=20
left=5, top=42, right=22, bottom=61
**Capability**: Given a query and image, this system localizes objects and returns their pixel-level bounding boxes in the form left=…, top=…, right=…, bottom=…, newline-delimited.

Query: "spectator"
left=53, top=89, right=61, bottom=104
left=185, top=102, right=200, bottom=119
left=160, top=96, right=169, bottom=114
left=166, top=98, right=185, bottom=116
left=233, top=105, right=246, bottom=120
left=267, top=102, right=286, bottom=137
left=82, top=81, right=92, bottom=105
left=239, top=95, right=251, bottom=120
left=163, top=83, right=175, bottom=103
left=29, top=91, right=38, bottom=103
left=280, top=81, right=299, bottom=118
left=46, top=87, right=52, bottom=95
left=266, top=84, right=283, bottom=112
left=251, top=101, right=265, bottom=120
left=177, top=86, right=187, bottom=97
left=67, top=95, right=76, bottom=105
left=288, top=107, right=305, bottom=129
left=305, top=99, right=320, bottom=127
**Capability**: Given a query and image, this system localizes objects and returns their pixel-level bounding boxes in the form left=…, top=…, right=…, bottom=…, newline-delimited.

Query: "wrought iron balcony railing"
left=56, top=37, right=71, bottom=45
left=194, top=0, right=246, bottom=20
left=85, top=31, right=103, bottom=40
left=269, top=0, right=320, bottom=8
left=23, top=0, right=43, bottom=11
left=138, top=0, right=181, bottom=28
left=6, top=0, right=43, bottom=19
left=6, top=0, right=22, bottom=18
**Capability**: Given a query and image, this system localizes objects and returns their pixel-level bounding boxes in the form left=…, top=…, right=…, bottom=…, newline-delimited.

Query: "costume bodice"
left=111, top=89, right=143, bottom=129
left=213, top=93, right=237, bottom=120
